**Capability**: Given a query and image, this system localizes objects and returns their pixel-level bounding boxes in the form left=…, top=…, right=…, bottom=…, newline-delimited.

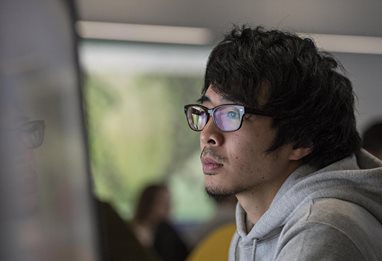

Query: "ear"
left=288, top=147, right=312, bottom=161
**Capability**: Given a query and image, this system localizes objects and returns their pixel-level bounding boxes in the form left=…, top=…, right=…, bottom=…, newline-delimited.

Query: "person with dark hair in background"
left=362, top=121, right=382, bottom=160
left=184, top=26, right=382, bottom=260
left=132, top=184, right=189, bottom=261
left=96, top=199, right=157, bottom=261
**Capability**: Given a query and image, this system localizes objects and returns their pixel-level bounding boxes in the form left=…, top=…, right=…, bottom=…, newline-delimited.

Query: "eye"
left=226, top=110, right=240, bottom=119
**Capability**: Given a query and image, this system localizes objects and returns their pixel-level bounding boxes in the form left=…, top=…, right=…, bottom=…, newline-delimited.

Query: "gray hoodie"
left=229, top=150, right=382, bottom=261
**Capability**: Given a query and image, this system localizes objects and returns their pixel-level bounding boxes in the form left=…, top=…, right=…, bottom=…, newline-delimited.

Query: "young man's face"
left=199, top=86, right=299, bottom=198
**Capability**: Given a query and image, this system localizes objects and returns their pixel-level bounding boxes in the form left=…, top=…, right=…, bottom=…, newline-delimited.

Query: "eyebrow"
left=197, top=95, right=210, bottom=103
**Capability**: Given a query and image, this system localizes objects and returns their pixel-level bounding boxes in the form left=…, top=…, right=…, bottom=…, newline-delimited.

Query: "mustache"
left=200, top=147, right=226, bottom=163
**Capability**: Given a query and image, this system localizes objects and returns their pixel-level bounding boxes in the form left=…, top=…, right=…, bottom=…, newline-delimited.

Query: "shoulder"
left=306, top=198, right=381, bottom=242
left=277, top=198, right=382, bottom=260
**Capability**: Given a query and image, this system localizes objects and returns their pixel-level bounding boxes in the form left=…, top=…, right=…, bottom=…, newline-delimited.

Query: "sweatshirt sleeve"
left=275, top=223, right=366, bottom=261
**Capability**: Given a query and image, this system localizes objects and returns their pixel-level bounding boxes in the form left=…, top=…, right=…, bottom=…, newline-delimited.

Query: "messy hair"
left=133, top=184, right=167, bottom=222
left=203, top=25, right=361, bottom=168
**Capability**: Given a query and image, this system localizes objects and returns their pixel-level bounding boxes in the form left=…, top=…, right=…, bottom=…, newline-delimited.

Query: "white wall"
left=335, top=53, right=382, bottom=133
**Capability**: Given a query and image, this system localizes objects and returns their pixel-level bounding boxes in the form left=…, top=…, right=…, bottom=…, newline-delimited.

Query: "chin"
left=205, top=185, right=236, bottom=201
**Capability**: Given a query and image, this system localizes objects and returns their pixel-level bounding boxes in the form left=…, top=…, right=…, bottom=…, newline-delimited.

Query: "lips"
left=201, top=157, right=223, bottom=174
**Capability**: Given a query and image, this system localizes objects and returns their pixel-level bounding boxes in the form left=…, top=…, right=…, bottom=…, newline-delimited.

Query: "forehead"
left=202, top=81, right=270, bottom=109
left=201, top=86, right=232, bottom=106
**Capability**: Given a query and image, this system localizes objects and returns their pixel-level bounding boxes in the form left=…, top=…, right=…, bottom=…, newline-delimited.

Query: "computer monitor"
left=0, top=0, right=100, bottom=260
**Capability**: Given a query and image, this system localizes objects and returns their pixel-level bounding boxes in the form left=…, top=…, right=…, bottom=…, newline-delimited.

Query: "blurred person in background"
left=184, top=25, right=382, bottom=260
left=96, top=199, right=157, bottom=261
left=362, top=121, right=382, bottom=160
left=132, top=183, right=189, bottom=261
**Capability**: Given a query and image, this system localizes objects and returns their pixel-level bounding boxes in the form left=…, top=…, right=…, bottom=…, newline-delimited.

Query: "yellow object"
left=187, top=223, right=236, bottom=261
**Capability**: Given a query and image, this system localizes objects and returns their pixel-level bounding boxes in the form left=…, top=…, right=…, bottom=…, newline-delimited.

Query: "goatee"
left=205, top=187, right=235, bottom=202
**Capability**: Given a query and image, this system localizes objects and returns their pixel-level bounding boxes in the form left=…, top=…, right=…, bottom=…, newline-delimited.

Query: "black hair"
left=362, top=121, right=382, bottom=156
left=133, top=183, right=168, bottom=222
left=203, top=25, right=361, bottom=169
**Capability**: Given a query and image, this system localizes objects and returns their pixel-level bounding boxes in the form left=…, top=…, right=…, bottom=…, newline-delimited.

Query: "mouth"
left=201, top=157, right=224, bottom=174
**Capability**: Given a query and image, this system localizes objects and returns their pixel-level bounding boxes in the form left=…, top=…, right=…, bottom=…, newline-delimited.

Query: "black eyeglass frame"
left=184, top=104, right=272, bottom=132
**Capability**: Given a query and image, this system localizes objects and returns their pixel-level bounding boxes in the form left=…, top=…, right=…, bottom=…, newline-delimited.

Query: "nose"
left=200, top=118, right=224, bottom=147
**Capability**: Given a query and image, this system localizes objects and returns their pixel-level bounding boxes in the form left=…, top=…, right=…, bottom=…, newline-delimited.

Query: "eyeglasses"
left=184, top=104, right=270, bottom=132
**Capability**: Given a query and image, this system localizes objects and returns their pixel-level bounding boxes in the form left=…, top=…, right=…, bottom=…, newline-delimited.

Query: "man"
left=363, top=121, right=382, bottom=160
left=184, top=26, right=382, bottom=260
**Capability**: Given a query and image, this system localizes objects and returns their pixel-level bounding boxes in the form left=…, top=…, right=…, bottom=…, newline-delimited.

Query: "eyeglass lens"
left=214, top=105, right=242, bottom=131
left=186, top=106, right=207, bottom=131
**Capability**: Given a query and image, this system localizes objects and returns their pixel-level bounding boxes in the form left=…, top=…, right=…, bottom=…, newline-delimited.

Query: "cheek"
left=227, top=133, right=270, bottom=171
left=228, top=139, right=254, bottom=168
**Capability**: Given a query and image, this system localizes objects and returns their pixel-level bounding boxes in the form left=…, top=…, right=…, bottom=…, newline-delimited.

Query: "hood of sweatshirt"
left=235, top=149, right=382, bottom=241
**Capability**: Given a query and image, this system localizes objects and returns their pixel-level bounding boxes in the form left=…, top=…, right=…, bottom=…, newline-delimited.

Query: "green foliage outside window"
left=85, top=72, right=215, bottom=222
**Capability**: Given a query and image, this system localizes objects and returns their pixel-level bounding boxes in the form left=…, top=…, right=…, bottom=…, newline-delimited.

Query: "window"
left=81, top=41, right=216, bottom=225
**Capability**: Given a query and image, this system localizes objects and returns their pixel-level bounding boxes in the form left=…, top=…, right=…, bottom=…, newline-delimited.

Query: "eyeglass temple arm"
left=245, top=107, right=272, bottom=116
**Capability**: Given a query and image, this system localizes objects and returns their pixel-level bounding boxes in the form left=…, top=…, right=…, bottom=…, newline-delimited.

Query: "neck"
left=236, top=161, right=300, bottom=225
left=236, top=186, right=277, bottom=226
